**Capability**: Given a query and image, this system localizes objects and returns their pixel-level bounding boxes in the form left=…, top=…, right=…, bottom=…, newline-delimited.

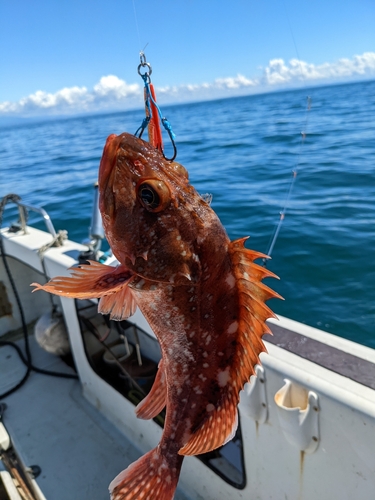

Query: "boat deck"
left=0, top=335, right=190, bottom=500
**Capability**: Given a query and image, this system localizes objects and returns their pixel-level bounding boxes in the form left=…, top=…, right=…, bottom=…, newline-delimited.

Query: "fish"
left=32, top=132, right=281, bottom=500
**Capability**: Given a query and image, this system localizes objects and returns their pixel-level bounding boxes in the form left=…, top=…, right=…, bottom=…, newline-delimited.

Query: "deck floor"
left=0, top=335, right=189, bottom=500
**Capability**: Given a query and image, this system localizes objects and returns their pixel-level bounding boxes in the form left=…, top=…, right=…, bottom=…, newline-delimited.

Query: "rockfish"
left=32, top=132, right=280, bottom=499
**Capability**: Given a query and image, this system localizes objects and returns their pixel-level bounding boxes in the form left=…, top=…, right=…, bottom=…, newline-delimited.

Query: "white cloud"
left=262, top=52, right=375, bottom=85
left=0, top=76, right=142, bottom=115
left=93, top=75, right=139, bottom=99
left=1, top=52, right=374, bottom=116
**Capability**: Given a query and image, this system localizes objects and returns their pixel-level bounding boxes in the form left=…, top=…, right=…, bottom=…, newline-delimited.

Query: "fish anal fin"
left=135, top=359, right=166, bottom=419
left=31, top=261, right=134, bottom=299
left=179, top=397, right=238, bottom=456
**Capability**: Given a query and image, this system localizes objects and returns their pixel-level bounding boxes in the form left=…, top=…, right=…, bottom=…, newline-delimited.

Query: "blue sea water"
left=1, top=80, right=374, bottom=348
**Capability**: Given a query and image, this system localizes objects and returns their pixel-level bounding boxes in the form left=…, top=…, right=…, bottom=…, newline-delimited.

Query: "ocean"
left=1, top=79, right=374, bottom=348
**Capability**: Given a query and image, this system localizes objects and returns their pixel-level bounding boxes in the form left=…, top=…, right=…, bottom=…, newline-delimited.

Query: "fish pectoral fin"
left=31, top=261, right=134, bottom=300
left=178, top=397, right=238, bottom=456
left=135, top=359, right=166, bottom=419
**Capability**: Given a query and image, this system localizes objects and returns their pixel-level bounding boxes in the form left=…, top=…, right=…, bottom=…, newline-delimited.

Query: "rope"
left=37, top=229, right=68, bottom=255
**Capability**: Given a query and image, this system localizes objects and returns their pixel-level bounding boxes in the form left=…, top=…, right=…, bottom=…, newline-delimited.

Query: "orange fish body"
left=32, top=133, right=280, bottom=499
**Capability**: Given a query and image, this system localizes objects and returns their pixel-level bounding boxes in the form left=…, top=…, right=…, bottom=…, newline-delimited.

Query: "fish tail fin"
left=110, top=447, right=182, bottom=500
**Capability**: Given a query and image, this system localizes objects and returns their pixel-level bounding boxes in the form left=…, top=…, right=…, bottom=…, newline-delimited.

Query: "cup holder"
left=274, top=379, right=319, bottom=454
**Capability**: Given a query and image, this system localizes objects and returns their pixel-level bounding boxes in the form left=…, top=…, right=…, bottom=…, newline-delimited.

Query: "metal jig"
left=134, top=52, right=177, bottom=161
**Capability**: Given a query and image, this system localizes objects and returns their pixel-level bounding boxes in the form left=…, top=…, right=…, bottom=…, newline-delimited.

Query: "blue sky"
left=1, top=0, right=374, bottom=116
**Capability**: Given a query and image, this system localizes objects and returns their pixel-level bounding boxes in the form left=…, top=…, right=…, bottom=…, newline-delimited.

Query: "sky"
left=0, top=0, right=374, bottom=117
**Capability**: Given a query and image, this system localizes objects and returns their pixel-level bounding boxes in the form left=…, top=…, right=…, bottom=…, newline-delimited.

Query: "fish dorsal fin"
left=228, top=237, right=281, bottom=393
left=179, top=238, right=281, bottom=456
left=178, top=395, right=238, bottom=456
left=135, top=359, right=166, bottom=420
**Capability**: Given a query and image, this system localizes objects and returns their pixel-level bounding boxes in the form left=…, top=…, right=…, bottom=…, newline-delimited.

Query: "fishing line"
left=131, top=0, right=143, bottom=52
left=281, top=0, right=306, bottom=88
left=263, top=2, right=312, bottom=263
left=264, top=97, right=311, bottom=263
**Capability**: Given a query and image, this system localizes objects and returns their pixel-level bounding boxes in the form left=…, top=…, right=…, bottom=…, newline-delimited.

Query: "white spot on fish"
left=205, top=335, right=212, bottom=345
left=203, top=351, right=208, bottom=358
left=193, top=386, right=203, bottom=394
left=189, top=331, right=195, bottom=338
left=227, top=321, right=238, bottom=334
left=204, top=314, right=209, bottom=319
left=218, top=368, right=231, bottom=387
left=176, top=235, right=181, bottom=240
left=203, top=363, right=209, bottom=368
left=181, top=251, right=187, bottom=256
left=218, top=352, right=224, bottom=356
left=135, top=279, right=145, bottom=289
left=226, top=274, right=236, bottom=288
left=206, top=404, right=215, bottom=412
left=244, top=272, right=249, bottom=279
left=198, top=374, right=207, bottom=382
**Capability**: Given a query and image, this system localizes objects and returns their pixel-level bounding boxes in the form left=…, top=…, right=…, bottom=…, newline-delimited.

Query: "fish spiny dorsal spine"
left=178, top=237, right=281, bottom=457
left=228, top=237, right=281, bottom=395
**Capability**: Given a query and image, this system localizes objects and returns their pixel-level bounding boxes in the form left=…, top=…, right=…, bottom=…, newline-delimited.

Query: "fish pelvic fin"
left=135, top=359, right=166, bottom=420
left=110, top=446, right=183, bottom=500
left=31, top=261, right=137, bottom=320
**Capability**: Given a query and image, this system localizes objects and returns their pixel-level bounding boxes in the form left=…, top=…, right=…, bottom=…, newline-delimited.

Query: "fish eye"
left=137, top=179, right=171, bottom=213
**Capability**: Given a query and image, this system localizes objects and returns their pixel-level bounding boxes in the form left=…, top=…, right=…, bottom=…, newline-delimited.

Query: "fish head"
left=99, top=132, right=221, bottom=284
